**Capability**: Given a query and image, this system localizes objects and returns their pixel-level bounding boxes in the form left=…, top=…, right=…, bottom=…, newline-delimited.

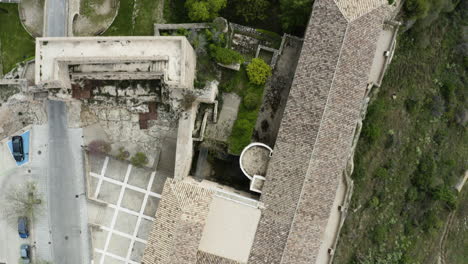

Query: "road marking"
left=106, top=204, right=155, bottom=222
left=90, top=171, right=161, bottom=198
left=95, top=249, right=139, bottom=264
left=94, top=225, right=147, bottom=244
left=99, top=164, right=132, bottom=264
left=125, top=171, right=156, bottom=262
left=93, top=157, right=109, bottom=199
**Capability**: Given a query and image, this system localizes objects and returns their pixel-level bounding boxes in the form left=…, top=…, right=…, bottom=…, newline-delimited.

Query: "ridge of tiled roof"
left=334, top=0, right=387, bottom=21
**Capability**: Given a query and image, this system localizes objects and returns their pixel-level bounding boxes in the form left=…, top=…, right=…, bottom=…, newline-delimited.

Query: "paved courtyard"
left=87, top=155, right=169, bottom=264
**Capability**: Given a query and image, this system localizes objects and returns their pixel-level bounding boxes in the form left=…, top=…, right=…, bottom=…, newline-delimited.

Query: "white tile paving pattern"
left=88, top=156, right=166, bottom=264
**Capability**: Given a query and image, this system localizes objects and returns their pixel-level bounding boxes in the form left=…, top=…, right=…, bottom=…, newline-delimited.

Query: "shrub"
left=422, top=210, right=442, bottom=234
left=412, top=155, right=436, bottom=191
left=209, top=45, right=243, bottom=65
left=246, top=58, right=272, bottom=85
left=116, top=147, right=130, bottom=160
left=88, top=140, right=111, bottom=156
left=234, top=0, right=269, bottom=22
left=361, top=123, right=381, bottom=144
left=176, top=28, right=189, bottom=37
left=243, top=92, right=261, bottom=110
left=229, top=118, right=254, bottom=154
left=372, top=225, right=387, bottom=243
left=369, top=196, right=380, bottom=208
left=433, top=185, right=457, bottom=210
left=375, top=167, right=389, bottom=179
left=404, top=0, right=430, bottom=19
left=185, top=0, right=227, bottom=21
left=130, top=152, right=148, bottom=168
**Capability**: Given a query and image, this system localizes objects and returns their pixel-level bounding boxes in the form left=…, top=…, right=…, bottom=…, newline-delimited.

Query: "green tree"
left=405, top=0, right=430, bottom=19
left=185, top=0, right=227, bottom=21
left=235, top=0, right=270, bottom=22
left=279, top=0, right=313, bottom=32
left=246, top=58, right=272, bottom=85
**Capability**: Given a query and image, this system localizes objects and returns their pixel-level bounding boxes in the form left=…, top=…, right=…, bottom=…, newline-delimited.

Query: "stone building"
left=141, top=0, right=397, bottom=264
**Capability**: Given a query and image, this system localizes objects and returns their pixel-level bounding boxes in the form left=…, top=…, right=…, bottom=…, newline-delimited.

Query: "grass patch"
left=334, top=6, right=467, bottom=264
left=0, top=4, right=35, bottom=75
left=104, top=0, right=163, bottom=36
left=103, top=0, right=134, bottom=35
left=133, top=0, right=164, bottom=35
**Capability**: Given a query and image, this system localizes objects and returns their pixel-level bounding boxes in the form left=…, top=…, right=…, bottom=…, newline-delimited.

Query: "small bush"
left=88, top=140, right=111, bottom=156
left=361, top=123, right=381, bottom=144
left=433, top=185, right=457, bottom=210
left=422, top=210, right=443, bottom=234
left=404, top=0, right=430, bottom=19
left=375, top=167, right=389, bottom=179
left=372, top=225, right=387, bottom=243
left=243, top=92, right=261, bottom=110
left=185, top=0, right=227, bottom=21
left=130, top=152, right=148, bottom=168
left=209, top=45, right=243, bottom=65
left=116, top=147, right=130, bottom=160
left=228, top=118, right=254, bottom=154
left=412, top=155, right=436, bottom=191
left=176, top=28, right=189, bottom=36
left=369, top=196, right=380, bottom=208
left=246, top=58, right=272, bottom=86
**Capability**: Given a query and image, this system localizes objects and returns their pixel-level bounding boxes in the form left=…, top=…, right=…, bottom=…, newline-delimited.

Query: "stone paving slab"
left=114, top=211, right=138, bottom=235
left=128, top=167, right=152, bottom=189
left=105, top=158, right=129, bottom=182
left=131, top=241, right=147, bottom=262
left=121, top=188, right=145, bottom=212
left=143, top=196, right=160, bottom=217
left=108, top=233, right=131, bottom=256
left=89, top=155, right=106, bottom=174
left=137, top=218, right=153, bottom=241
left=97, top=181, right=121, bottom=205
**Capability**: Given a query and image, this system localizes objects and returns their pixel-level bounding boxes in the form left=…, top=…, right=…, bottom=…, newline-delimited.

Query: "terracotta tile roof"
left=141, top=179, right=215, bottom=264
left=248, top=0, right=389, bottom=263
left=334, top=0, right=387, bottom=21
left=196, top=251, right=243, bottom=264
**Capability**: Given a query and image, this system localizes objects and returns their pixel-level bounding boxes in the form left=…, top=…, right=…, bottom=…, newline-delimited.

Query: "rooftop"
left=35, top=36, right=195, bottom=89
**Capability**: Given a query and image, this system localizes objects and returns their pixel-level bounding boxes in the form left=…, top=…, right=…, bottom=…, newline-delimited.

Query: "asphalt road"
left=44, top=0, right=68, bottom=37
left=47, top=101, right=86, bottom=264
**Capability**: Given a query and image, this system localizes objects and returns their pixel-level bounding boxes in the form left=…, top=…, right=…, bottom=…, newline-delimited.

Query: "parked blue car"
left=18, top=217, right=29, bottom=238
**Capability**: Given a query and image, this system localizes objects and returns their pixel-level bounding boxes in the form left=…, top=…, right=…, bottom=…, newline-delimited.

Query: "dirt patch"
left=253, top=36, right=303, bottom=146
left=73, top=0, right=119, bottom=36
left=19, top=0, right=45, bottom=37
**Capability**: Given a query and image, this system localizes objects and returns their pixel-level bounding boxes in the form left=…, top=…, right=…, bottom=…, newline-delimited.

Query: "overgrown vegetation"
left=130, top=152, right=149, bottom=167
left=246, top=58, right=272, bottom=85
left=221, top=65, right=267, bottom=154
left=104, top=0, right=164, bottom=36
left=334, top=3, right=467, bottom=263
left=209, top=45, right=244, bottom=65
left=0, top=4, right=35, bottom=75
left=185, top=0, right=227, bottom=21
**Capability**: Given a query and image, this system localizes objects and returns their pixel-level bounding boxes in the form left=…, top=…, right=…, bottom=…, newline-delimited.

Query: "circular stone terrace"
left=239, top=142, right=273, bottom=180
